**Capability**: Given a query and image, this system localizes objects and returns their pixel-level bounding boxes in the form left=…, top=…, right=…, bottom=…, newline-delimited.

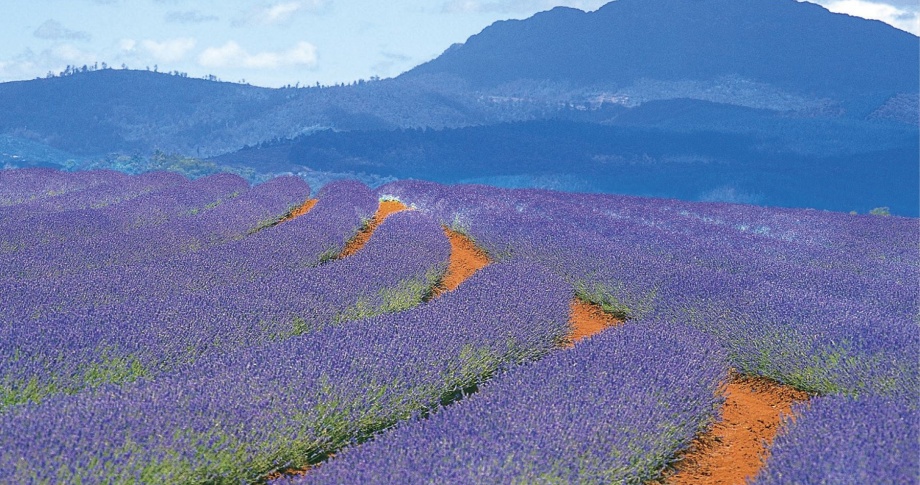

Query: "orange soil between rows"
left=430, top=227, right=492, bottom=298
left=279, top=198, right=318, bottom=223
left=435, top=229, right=620, bottom=347
left=566, top=299, right=623, bottom=345
left=339, top=200, right=408, bottom=258
left=659, top=375, right=810, bottom=485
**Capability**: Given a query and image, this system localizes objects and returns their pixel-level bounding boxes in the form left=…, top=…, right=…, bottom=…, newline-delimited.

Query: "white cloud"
left=141, top=38, right=197, bottom=62
left=264, top=2, right=303, bottom=23
left=0, top=59, right=32, bottom=79
left=165, top=10, right=219, bottom=24
left=33, top=20, right=91, bottom=41
left=237, top=0, right=328, bottom=26
left=52, top=44, right=96, bottom=64
left=198, top=41, right=318, bottom=69
left=119, top=39, right=137, bottom=52
left=819, top=0, right=919, bottom=34
left=0, top=43, right=108, bottom=83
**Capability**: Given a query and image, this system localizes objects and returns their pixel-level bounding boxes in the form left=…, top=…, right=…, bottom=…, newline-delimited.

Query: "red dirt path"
left=659, top=375, right=810, bottom=485
left=339, top=200, right=408, bottom=258
left=279, top=199, right=318, bottom=223
left=430, top=227, right=491, bottom=298
left=566, top=298, right=623, bottom=346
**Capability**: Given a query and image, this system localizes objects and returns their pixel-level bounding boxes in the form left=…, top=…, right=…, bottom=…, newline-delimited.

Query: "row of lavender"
left=381, top=180, right=917, bottom=396
left=0, top=168, right=185, bottom=212
left=374, top=180, right=917, bottom=483
left=0, top=262, right=570, bottom=483
left=1, top=173, right=288, bottom=279
left=1, top=171, right=450, bottom=408
left=286, top=320, right=728, bottom=484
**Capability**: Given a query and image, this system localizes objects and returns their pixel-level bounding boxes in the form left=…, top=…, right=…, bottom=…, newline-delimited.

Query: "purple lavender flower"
left=755, top=395, right=918, bottom=484
left=291, top=319, right=728, bottom=484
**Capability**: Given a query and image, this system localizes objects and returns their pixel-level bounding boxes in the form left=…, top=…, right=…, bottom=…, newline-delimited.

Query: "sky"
left=1, top=0, right=917, bottom=88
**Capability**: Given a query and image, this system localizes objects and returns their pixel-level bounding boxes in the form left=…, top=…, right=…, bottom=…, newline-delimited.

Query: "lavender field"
left=1, top=168, right=916, bottom=484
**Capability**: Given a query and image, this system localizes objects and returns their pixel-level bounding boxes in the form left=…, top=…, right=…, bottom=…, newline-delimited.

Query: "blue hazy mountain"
left=1, top=0, right=916, bottom=159
left=215, top=105, right=919, bottom=215
left=405, top=0, right=917, bottom=107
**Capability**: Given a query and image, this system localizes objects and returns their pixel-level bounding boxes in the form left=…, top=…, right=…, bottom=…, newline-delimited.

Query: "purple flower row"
left=19, top=174, right=308, bottom=277
left=290, top=319, right=729, bottom=484
left=0, top=168, right=142, bottom=208
left=0, top=172, right=249, bottom=270
left=0, top=219, right=449, bottom=409
left=754, top=395, right=918, bottom=484
left=1, top=178, right=449, bottom=408
left=1, top=169, right=185, bottom=214
left=0, top=261, right=570, bottom=483
left=0, top=178, right=364, bottom=323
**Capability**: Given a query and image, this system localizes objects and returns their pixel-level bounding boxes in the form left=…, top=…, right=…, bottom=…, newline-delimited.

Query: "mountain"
left=0, top=69, right=514, bottom=158
left=1, top=0, right=916, bottom=162
left=0, top=70, right=284, bottom=157
left=404, top=0, right=918, bottom=113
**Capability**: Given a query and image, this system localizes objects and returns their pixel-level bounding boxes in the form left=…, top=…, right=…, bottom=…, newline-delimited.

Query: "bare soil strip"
left=252, top=199, right=318, bottom=234
left=658, top=375, right=811, bottom=485
left=279, top=199, right=318, bottom=223
left=338, top=200, right=408, bottom=258
left=565, top=298, right=624, bottom=347
left=264, top=465, right=314, bottom=481
left=429, top=227, right=491, bottom=298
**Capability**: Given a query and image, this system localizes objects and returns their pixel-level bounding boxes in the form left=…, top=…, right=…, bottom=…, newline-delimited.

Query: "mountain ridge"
left=407, top=0, right=917, bottom=96
left=0, top=0, right=915, bottom=159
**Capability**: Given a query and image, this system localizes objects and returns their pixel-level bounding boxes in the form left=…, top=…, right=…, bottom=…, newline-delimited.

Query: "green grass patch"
left=1, top=351, right=150, bottom=410
left=334, top=268, right=445, bottom=324
left=573, top=280, right=655, bottom=320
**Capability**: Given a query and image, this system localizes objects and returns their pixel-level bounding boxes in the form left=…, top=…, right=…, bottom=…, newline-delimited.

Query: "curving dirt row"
left=339, top=200, right=408, bottom=258
left=659, top=375, right=811, bottom=485
left=429, top=227, right=491, bottom=298
left=279, top=199, right=319, bottom=224
left=566, top=298, right=624, bottom=346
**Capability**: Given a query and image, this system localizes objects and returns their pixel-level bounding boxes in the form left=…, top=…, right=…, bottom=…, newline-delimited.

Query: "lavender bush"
left=0, top=168, right=126, bottom=208
left=291, top=320, right=728, bottom=484
left=754, top=395, right=919, bottom=484
left=0, top=172, right=250, bottom=278
left=0, top=209, right=449, bottom=408
left=2, top=169, right=185, bottom=214
left=0, top=261, right=569, bottom=483
left=0, top=178, right=369, bottom=323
